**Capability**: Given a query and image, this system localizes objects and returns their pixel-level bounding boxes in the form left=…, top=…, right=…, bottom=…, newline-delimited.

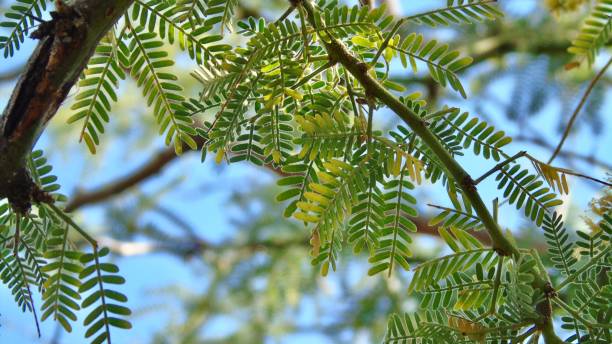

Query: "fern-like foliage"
left=428, top=204, right=483, bottom=233
left=0, top=0, right=47, bottom=57
left=408, top=249, right=496, bottom=293
left=389, top=34, right=473, bottom=98
left=310, top=222, right=342, bottom=277
left=568, top=0, right=612, bottom=65
left=389, top=99, right=465, bottom=184
left=68, top=37, right=128, bottom=154
left=254, top=50, right=301, bottom=165
left=413, top=226, right=499, bottom=314
left=41, top=224, right=83, bottom=332
left=27, top=149, right=64, bottom=200
left=384, top=310, right=521, bottom=344
left=542, top=212, right=578, bottom=277
left=3, top=0, right=610, bottom=342
left=420, top=269, right=498, bottom=311
left=406, top=0, right=503, bottom=27
left=131, top=0, right=230, bottom=66
left=294, top=157, right=370, bottom=242
left=385, top=311, right=459, bottom=343
left=529, top=156, right=571, bottom=195
left=172, top=0, right=207, bottom=26
left=499, top=255, right=541, bottom=322
left=276, top=159, right=318, bottom=218
left=437, top=226, right=484, bottom=253
left=0, top=150, right=133, bottom=343
left=257, top=106, right=293, bottom=164
left=576, top=212, right=611, bottom=258
left=317, top=2, right=393, bottom=37
left=495, top=164, right=563, bottom=226
left=79, top=247, right=131, bottom=344
left=564, top=276, right=612, bottom=342
left=368, top=171, right=418, bottom=277
left=206, top=0, right=238, bottom=35
left=295, top=112, right=364, bottom=162
left=0, top=246, right=40, bottom=332
left=430, top=108, right=512, bottom=161
left=207, top=80, right=257, bottom=162
left=127, top=25, right=198, bottom=154
left=348, top=177, right=384, bottom=254
left=229, top=122, right=265, bottom=165
left=553, top=212, right=611, bottom=343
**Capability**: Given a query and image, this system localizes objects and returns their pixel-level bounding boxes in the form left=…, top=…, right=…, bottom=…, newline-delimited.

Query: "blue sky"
left=1, top=1, right=610, bottom=343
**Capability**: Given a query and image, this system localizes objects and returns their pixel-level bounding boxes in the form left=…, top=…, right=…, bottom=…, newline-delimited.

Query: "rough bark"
left=0, top=0, right=134, bottom=213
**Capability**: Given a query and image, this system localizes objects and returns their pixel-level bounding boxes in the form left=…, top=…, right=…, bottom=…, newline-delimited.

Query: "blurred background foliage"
left=0, top=0, right=610, bottom=343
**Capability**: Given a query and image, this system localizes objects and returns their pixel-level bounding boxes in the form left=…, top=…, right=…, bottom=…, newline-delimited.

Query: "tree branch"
left=63, top=141, right=491, bottom=245
left=64, top=132, right=289, bottom=211
left=301, top=0, right=517, bottom=257
left=65, top=147, right=177, bottom=212
left=515, top=134, right=612, bottom=171
left=299, top=2, right=564, bottom=340
left=0, top=0, right=135, bottom=213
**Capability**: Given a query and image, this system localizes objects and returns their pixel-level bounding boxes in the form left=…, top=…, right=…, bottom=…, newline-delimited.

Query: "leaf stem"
left=276, top=5, right=296, bottom=23
left=46, top=203, right=98, bottom=248
left=292, top=60, right=335, bottom=89
left=552, top=297, right=612, bottom=330
left=474, top=150, right=526, bottom=185
left=92, top=246, right=112, bottom=344
left=488, top=256, right=503, bottom=314
left=556, top=247, right=609, bottom=291
left=370, top=0, right=499, bottom=67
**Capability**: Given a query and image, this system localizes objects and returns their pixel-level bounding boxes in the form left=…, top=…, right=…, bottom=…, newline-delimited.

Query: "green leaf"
left=567, top=0, right=612, bottom=65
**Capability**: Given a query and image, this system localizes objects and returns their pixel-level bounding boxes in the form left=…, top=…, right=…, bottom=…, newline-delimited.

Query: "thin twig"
left=548, top=57, right=612, bottom=164
left=275, top=5, right=296, bottom=23
left=514, top=134, right=612, bottom=171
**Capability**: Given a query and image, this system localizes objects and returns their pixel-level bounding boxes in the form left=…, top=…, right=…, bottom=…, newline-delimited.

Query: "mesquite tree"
left=0, top=0, right=610, bottom=343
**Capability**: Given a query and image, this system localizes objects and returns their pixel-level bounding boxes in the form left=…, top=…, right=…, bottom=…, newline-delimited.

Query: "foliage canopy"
left=0, top=0, right=611, bottom=343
